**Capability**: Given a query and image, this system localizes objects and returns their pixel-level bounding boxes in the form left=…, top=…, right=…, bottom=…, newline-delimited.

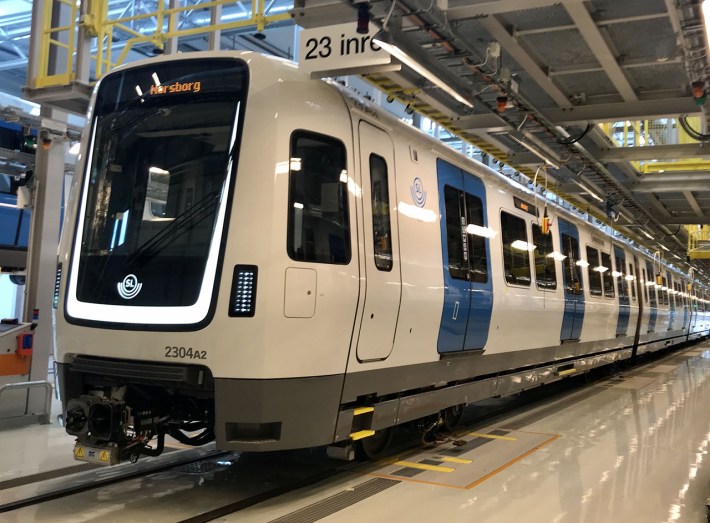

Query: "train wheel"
left=356, top=427, right=393, bottom=460
left=442, top=404, right=465, bottom=431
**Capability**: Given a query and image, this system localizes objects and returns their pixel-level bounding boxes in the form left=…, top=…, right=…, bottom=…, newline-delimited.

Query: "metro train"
left=54, top=51, right=710, bottom=465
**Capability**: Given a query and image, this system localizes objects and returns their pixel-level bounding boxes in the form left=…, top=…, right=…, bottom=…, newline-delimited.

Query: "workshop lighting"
left=703, top=2, right=710, bottom=75
left=373, top=34, right=474, bottom=108
left=640, top=229, right=654, bottom=241
left=571, top=180, right=604, bottom=203
left=507, top=130, right=561, bottom=169
left=511, top=240, right=536, bottom=251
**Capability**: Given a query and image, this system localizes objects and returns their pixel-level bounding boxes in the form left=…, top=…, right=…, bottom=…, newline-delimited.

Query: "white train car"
left=54, top=51, right=706, bottom=464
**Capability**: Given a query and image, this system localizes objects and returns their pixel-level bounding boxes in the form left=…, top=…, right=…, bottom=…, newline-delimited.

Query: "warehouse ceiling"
left=1, top=0, right=710, bottom=269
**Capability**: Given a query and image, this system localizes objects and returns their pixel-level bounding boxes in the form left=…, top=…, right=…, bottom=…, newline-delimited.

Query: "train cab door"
left=614, top=246, right=630, bottom=336
left=558, top=218, right=585, bottom=341
left=437, top=159, right=492, bottom=353
left=355, top=121, right=402, bottom=361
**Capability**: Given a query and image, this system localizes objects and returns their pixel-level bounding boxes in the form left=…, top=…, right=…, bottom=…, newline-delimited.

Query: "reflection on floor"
left=0, top=344, right=708, bottom=522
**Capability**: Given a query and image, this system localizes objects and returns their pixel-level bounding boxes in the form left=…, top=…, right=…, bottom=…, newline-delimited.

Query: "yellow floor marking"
left=464, top=434, right=559, bottom=489
left=353, top=406, right=375, bottom=415
left=394, top=461, right=455, bottom=473
left=468, top=432, right=518, bottom=441
left=438, top=456, right=472, bottom=464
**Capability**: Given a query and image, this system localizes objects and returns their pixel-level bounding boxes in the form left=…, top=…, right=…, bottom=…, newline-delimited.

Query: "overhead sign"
left=298, top=23, right=396, bottom=77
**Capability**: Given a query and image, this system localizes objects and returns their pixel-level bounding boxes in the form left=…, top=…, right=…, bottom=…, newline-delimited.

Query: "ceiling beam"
left=626, top=173, right=710, bottom=193
left=446, top=0, right=584, bottom=20
left=564, top=3, right=638, bottom=102
left=478, top=15, right=572, bottom=107
left=684, top=191, right=705, bottom=216
left=596, top=143, right=710, bottom=161
left=542, top=97, right=699, bottom=125
left=657, top=216, right=710, bottom=225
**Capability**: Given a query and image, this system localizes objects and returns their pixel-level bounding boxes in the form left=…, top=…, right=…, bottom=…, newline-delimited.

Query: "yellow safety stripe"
left=468, top=432, right=517, bottom=441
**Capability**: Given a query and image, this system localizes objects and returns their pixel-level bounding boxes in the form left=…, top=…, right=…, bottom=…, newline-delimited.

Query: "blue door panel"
left=646, top=261, right=657, bottom=332
left=462, top=174, right=492, bottom=350
left=437, top=160, right=470, bottom=353
left=559, top=218, right=585, bottom=340
left=615, top=246, right=630, bottom=336
left=437, top=159, right=492, bottom=353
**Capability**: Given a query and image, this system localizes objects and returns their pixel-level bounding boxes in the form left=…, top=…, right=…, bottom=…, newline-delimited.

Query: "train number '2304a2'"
left=164, top=346, right=207, bottom=360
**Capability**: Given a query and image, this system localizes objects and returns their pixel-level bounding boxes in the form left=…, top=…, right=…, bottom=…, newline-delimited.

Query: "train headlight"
left=228, top=265, right=258, bottom=317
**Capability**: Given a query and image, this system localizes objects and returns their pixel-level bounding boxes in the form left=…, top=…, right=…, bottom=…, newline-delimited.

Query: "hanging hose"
left=556, top=123, right=593, bottom=145
left=678, top=116, right=710, bottom=141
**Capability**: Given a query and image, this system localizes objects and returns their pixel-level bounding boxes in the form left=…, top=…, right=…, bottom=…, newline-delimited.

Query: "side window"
left=615, top=254, right=627, bottom=300
left=628, top=263, right=637, bottom=301
left=661, top=276, right=669, bottom=305
left=646, top=263, right=658, bottom=307
left=500, top=211, right=531, bottom=286
left=561, top=233, right=583, bottom=295
left=532, top=224, right=557, bottom=290
left=642, top=267, right=649, bottom=304
left=287, top=131, right=350, bottom=264
left=601, top=252, right=614, bottom=298
left=369, top=154, right=392, bottom=271
left=444, top=185, right=467, bottom=281
left=586, top=246, right=602, bottom=296
left=443, top=185, right=489, bottom=283
left=465, top=192, right=488, bottom=284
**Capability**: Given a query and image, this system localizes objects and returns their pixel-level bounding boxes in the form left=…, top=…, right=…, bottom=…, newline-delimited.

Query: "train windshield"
left=68, top=58, right=247, bottom=322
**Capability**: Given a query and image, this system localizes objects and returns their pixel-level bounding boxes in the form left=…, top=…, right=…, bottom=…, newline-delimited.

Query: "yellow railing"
left=32, top=0, right=292, bottom=89
left=597, top=117, right=710, bottom=173
left=687, top=225, right=710, bottom=259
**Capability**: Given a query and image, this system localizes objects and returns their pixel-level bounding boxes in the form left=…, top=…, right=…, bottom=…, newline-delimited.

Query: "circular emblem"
left=410, top=177, right=427, bottom=208
left=117, top=274, right=142, bottom=300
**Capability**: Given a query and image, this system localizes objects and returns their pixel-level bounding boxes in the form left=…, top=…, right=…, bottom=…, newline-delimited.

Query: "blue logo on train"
left=411, top=177, right=426, bottom=207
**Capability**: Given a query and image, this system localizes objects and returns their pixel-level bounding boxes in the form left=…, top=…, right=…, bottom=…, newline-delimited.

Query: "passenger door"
left=355, top=121, right=402, bottom=361
left=614, top=246, right=630, bottom=336
left=437, top=159, right=492, bottom=353
left=558, top=218, right=585, bottom=341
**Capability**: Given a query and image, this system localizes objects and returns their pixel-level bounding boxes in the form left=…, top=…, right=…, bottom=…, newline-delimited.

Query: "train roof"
left=102, top=51, right=695, bottom=282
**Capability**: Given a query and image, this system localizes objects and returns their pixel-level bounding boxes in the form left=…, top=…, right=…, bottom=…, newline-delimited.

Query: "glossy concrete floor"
left=1, top=343, right=709, bottom=522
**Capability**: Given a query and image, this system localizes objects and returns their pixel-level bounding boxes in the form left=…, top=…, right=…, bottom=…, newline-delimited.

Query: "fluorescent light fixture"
left=703, top=0, right=710, bottom=52
left=611, top=270, right=622, bottom=278
left=511, top=240, right=536, bottom=251
left=571, top=180, right=604, bottom=203
left=640, top=229, right=654, bottom=240
left=289, top=158, right=301, bottom=171
left=152, top=72, right=161, bottom=86
left=625, top=275, right=635, bottom=281
left=576, top=260, right=590, bottom=268
left=293, top=202, right=304, bottom=209
left=373, top=35, right=473, bottom=108
left=659, top=244, right=670, bottom=252
left=398, top=201, right=437, bottom=222
left=593, top=265, right=609, bottom=273
left=465, top=223, right=498, bottom=238
left=339, top=170, right=348, bottom=183
left=135, top=85, right=143, bottom=97
left=646, top=281, right=656, bottom=286
left=149, top=166, right=169, bottom=175
left=547, top=251, right=567, bottom=261
left=507, top=130, right=561, bottom=169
